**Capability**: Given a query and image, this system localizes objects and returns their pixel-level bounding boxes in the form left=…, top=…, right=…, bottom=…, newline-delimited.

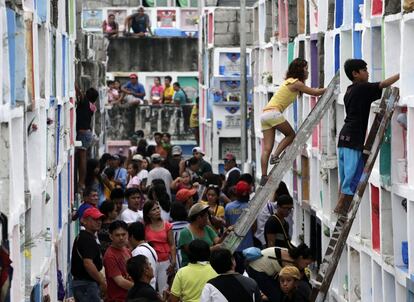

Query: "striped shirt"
left=171, top=221, right=189, bottom=269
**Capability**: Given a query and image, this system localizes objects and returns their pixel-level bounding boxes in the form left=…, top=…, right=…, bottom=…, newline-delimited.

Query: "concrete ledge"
left=107, top=36, right=198, bottom=72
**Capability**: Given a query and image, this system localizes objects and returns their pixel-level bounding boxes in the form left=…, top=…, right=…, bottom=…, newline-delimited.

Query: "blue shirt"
left=225, top=200, right=254, bottom=251
left=123, top=81, right=146, bottom=97
left=115, top=167, right=128, bottom=189
left=173, top=89, right=187, bottom=105
left=76, top=203, right=93, bottom=221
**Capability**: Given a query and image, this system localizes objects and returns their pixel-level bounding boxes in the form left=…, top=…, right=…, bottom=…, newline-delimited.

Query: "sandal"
left=259, top=175, right=268, bottom=186
left=270, top=154, right=280, bottom=165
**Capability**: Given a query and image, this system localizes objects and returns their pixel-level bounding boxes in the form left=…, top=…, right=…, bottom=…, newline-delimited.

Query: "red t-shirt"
left=155, top=145, right=168, bottom=159
left=103, top=246, right=132, bottom=302
left=145, top=222, right=172, bottom=262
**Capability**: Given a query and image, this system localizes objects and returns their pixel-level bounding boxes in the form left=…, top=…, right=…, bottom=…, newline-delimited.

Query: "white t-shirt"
left=132, top=243, right=158, bottom=289
left=137, top=169, right=149, bottom=183
left=147, top=167, right=173, bottom=198
left=225, top=166, right=241, bottom=180
left=200, top=283, right=228, bottom=302
left=255, top=201, right=276, bottom=246
left=116, top=204, right=128, bottom=220
left=160, top=208, right=171, bottom=222
left=120, top=208, right=143, bottom=224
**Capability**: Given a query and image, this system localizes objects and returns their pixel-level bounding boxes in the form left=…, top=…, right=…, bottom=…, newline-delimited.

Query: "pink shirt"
left=145, top=222, right=172, bottom=262
left=108, top=88, right=119, bottom=102
left=151, top=85, right=164, bottom=103
left=127, top=175, right=140, bottom=188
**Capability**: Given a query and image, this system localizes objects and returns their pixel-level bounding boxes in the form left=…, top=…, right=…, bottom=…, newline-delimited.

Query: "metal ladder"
left=222, top=73, right=340, bottom=252
left=310, top=87, right=399, bottom=301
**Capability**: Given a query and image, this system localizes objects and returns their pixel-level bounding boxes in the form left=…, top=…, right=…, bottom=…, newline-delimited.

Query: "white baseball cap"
left=192, top=147, right=205, bottom=155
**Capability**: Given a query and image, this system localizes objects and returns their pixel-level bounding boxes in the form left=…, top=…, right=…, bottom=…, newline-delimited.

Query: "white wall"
left=0, top=0, right=77, bottom=300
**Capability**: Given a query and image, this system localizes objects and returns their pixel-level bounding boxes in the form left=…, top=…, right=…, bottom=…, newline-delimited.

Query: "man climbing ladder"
left=334, top=59, right=399, bottom=214
left=311, top=86, right=400, bottom=302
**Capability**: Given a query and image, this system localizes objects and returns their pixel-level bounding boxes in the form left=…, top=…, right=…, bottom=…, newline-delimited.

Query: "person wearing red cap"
left=121, top=74, right=146, bottom=105
left=71, top=207, right=107, bottom=301
left=175, top=188, right=198, bottom=210
left=224, top=181, right=254, bottom=274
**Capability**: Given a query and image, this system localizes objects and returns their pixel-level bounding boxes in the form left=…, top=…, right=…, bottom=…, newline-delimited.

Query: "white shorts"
left=260, top=109, right=286, bottom=131
left=124, top=94, right=144, bottom=105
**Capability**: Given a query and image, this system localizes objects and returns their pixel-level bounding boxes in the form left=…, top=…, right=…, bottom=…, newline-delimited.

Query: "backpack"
left=242, top=247, right=263, bottom=262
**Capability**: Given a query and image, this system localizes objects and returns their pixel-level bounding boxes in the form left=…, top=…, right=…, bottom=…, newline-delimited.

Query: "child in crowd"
left=107, top=80, right=122, bottom=104
left=279, top=266, right=309, bottom=302
left=127, top=161, right=141, bottom=189
left=171, top=171, right=193, bottom=192
left=260, top=58, right=326, bottom=186
left=334, top=59, right=399, bottom=214
left=102, top=13, right=119, bottom=37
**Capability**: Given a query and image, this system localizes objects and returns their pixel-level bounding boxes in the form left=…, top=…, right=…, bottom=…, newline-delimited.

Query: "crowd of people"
left=102, top=6, right=152, bottom=38
left=106, top=74, right=198, bottom=144
left=71, top=125, right=316, bottom=301
left=107, top=74, right=192, bottom=107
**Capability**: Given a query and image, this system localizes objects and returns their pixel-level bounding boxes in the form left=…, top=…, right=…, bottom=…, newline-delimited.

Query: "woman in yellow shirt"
left=201, top=185, right=225, bottom=234
left=260, top=58, right=326, bottom=185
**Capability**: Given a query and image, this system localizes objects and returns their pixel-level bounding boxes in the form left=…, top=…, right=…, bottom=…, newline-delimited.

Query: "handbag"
left=272, top=214, right=295, bottom=250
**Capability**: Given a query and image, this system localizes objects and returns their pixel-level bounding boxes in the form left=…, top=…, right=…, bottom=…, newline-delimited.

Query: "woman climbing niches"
left=260, top=58, right=326, bottom=186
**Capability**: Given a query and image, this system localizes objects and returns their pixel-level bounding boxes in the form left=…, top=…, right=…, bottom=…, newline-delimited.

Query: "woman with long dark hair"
left=85, top=158, right=106, bottom=205
left=203, top=185, right=225, bottom=233
left=143, top=200, right=176, bottom=296
left=148, top=179, right=171, bottom=221
left=259, top=58, right=326, bottom=185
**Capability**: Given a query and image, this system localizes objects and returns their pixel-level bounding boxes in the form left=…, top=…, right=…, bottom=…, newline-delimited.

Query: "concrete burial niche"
left=400, top=17, right=414, bottom=105
left=384, top=0, right=401, bottom=15
left=384, top=18, right=401, bottom=80
left=371, top=0, right=383, bottom=16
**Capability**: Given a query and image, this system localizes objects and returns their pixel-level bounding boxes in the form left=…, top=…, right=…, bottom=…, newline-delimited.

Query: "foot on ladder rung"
left=373, top=107, right=385, bottom=114
left=311, top=280, right=322, bottom=288
left=363, top=149, right=371, bottom=155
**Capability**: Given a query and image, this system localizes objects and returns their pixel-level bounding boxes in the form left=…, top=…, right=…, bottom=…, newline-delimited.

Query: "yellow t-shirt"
left=104, top=180, right=116, bottom=200
left=171, top=262, right=218, bottom=302
left=189, top=105, right=199, bottom=128
left=201, top=201, right=224, bottom=218
left=264, top=78, right=299, bottom=112
left=163, top=85, right=174, bottom=104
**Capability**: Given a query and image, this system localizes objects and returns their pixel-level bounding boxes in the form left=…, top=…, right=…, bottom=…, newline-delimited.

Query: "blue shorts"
left=76, top=130, right=93, bottom=150
left=338, top=147, right=364, bottom=195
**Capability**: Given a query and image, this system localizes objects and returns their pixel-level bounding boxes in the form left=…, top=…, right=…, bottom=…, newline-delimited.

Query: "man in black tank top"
left=200, top=248, right=261, bottom=302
